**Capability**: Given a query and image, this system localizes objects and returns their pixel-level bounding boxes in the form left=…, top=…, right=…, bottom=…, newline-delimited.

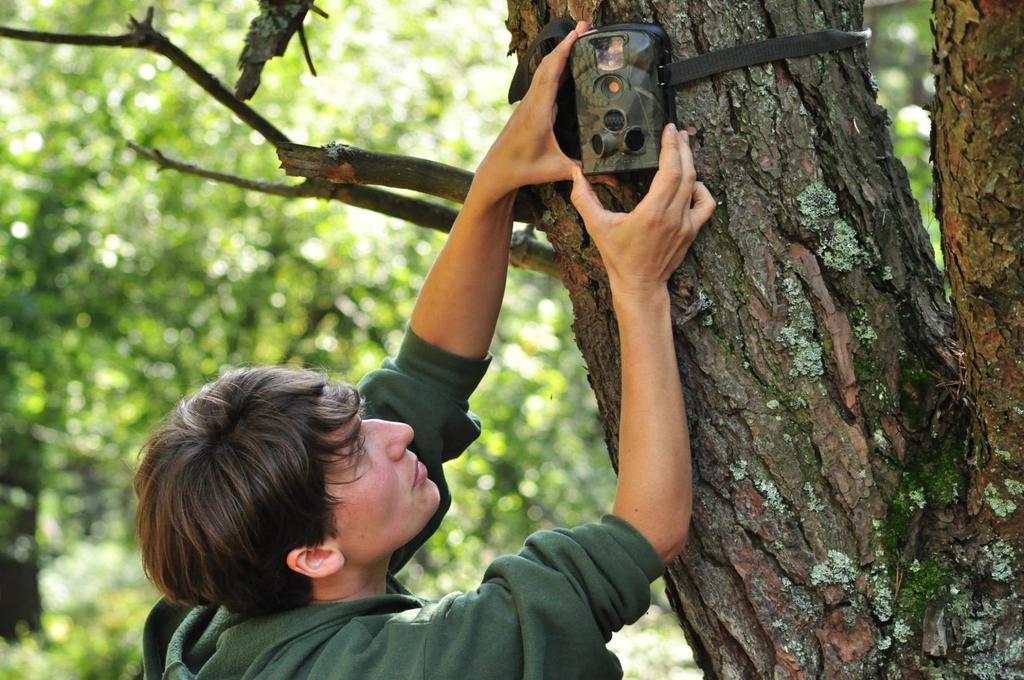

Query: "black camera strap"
left=507, top=17, right=578, bottom=104
left=508, top=19, right=870, bottom=103
left=658, top=28, right=870, bottom=87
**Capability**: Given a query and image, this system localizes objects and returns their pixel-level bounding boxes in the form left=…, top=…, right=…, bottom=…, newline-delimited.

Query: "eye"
left=326, top=427, right=369, bottom=486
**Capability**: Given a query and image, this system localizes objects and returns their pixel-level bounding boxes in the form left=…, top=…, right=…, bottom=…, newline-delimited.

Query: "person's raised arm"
left=570, top=125, right=715, bottom=562
left=409, top=22, right=590, bottom=359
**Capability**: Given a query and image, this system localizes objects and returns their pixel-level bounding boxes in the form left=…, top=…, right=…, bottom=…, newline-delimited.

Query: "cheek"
left=335, top=467, right=413, bottom=539
left=334, top=478, right=388, bottom=527
left=367, top=468, right=407, bottom=524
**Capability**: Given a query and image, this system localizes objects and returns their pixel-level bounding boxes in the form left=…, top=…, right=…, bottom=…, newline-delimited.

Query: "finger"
left=570, top=165, right=607, bottom=226
left=534, top=29, right=579, bottom=96
left=575, top=20, right=591, bottom=34
left=688, top=181, right=716, bottom=227
left=639, top=124, right=683, bottom=211
left=667, top=129, right=698, bottom=215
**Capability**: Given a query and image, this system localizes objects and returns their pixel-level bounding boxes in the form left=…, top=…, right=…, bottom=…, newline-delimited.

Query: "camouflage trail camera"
left=572, top=24, right=675, bottom=175
left=508, top=19, right=870, bottom=176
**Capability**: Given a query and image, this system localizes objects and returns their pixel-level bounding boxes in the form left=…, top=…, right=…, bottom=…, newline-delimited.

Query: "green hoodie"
left=142, top=330, right=663, bottom=679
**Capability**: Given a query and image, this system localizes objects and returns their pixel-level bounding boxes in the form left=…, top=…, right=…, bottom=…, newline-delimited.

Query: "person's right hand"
left=570, top=124, right=715, bottom=299
left=472, top=20, right=591, bottom=204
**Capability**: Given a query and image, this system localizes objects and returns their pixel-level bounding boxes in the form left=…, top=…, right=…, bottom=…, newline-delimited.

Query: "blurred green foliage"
left=867, top=0, right=941, bottom=266
left=0, top=0, right=934, bottom=677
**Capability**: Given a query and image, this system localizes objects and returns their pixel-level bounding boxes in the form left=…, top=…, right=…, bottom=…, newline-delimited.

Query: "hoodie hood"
left=141, top=590, right=422, bottom=679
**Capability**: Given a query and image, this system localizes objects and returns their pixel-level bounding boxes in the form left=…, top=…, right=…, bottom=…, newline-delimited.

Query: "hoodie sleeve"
left=424, top=515, right=664, bottom=680
left=310, top=515, right=664, bottom=680
left=357, top=327, right=491, bottom=573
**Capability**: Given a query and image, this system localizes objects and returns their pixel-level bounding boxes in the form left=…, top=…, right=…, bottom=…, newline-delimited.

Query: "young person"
left=136, top=21, right=715, bottom=680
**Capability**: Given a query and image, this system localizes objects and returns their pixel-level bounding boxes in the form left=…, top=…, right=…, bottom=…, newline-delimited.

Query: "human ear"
left=286, top=545, right=344, bottom=579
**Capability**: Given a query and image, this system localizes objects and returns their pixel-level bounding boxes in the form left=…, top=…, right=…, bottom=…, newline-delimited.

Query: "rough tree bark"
left=930, top=0, right=1024, bottom=673
left=506, top=0, right=1021, bottom=677
left=0, top=428, right=42, bottom=639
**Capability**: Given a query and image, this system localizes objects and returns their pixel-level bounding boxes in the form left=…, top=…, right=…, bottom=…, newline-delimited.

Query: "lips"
left=413, top=459, right=427, bottom=487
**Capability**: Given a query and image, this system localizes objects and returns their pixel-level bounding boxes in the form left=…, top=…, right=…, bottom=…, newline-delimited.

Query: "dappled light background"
left=0, top=0, right=935, bottom=677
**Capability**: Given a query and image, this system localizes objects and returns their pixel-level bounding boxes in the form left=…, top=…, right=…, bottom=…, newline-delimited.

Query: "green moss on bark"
left=895, top=559, right=955, bottom=622
left=898, top=361, right=934, bottom=432
left=879, top=437, right=967, bottom=561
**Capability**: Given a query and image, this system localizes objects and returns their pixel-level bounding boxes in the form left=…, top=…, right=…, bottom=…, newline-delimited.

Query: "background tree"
left=3, top=0, right=1015, bottom=677
left=928, top=0, right=1024, bottom=671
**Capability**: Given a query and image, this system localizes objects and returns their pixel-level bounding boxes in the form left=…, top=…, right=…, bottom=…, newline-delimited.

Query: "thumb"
left=570, top=166, right=605, bottom=225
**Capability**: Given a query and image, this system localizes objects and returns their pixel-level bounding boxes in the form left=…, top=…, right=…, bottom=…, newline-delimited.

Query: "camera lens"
left=591, top=132, right=620, bottom=158
left=624, top=127, right=645, bottom=153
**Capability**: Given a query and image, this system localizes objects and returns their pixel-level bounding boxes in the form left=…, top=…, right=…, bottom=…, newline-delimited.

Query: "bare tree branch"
left=0, top=10, right=547, bottom=226
left=278, top=142, right=543, bottom=223
left=236, top=0, right=325, bottom=101
left=3, top=10, right=557, bottom=274
left=511, top=229, right=562, bottom=279
left=128, top=143, right=558, bottom=276
left=0, top=25, right=130, bottom=46
left=297, top=24, right=317, bottom=77
left=126, top=142, right=301, bottom=197
left=280, top=142, right=475, bottom=203
left=1, top=8, right=289, bottom=145
left=290, top=182, right=560, bottom=278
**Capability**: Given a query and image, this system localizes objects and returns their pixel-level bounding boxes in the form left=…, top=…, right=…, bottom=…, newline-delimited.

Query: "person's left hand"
left=471, top=20, right=591, bottom=202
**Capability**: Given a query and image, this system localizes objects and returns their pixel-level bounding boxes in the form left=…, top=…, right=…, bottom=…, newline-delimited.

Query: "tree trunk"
left=0, top=427, right=42, bottom=639
left=507, top=0, right=1021, bottom=676
left=930, top=0, right=1024, bottom=673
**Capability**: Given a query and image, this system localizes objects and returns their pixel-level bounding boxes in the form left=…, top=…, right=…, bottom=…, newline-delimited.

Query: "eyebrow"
left=351, top=428, right=367, bottom=460
left=333, top=413, right=362, bottom=451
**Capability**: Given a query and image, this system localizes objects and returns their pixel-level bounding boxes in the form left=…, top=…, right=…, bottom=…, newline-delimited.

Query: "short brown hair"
left=134, top=366, right=363, bottom=615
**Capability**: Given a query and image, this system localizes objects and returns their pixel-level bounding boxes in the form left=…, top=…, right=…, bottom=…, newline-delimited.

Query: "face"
left=327, top=418, right=440, bottom=568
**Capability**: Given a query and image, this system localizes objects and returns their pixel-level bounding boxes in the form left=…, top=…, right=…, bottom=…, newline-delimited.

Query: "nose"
left=384, top=420, right=414, bottom=460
